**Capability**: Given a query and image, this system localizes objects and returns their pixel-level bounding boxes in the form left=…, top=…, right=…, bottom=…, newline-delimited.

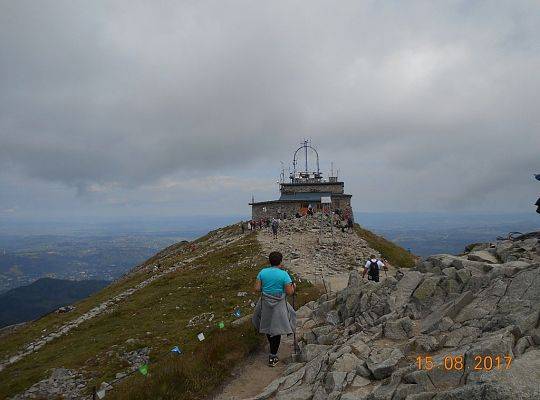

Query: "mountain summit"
left=1, top=219, right=538, bottom=400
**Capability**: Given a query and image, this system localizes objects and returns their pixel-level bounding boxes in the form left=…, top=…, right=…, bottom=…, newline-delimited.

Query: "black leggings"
left=266, top=334, right=281, bottom=355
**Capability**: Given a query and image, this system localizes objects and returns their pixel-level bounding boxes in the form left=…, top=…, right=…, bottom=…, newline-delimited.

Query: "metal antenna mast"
left=304, top=139, right=308, bottom=172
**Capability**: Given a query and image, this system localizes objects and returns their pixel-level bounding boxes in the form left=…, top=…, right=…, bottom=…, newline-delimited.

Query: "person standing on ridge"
left=271, top=217, right=279, bottom=239
left=252, top=251, right=296, bottom=367
left=362, top=255, right=387, bottom=282
left=347, top=215, right=354, bottom=232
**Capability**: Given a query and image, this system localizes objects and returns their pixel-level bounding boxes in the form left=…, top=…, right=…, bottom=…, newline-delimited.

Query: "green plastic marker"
left=139, top=364, right=148, bottom=376
left=218, top=321, right=225, bottom=329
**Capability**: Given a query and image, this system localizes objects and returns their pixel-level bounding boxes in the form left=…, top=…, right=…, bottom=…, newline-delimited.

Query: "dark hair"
left=269, top=251, right=283, bottom=266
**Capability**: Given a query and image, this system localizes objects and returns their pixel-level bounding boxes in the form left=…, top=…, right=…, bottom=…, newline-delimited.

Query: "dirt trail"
left=213, top=335, right=293, bottom=400
left=212, top=216, right=394, bottom=400
left=257, top=216, right=397, bottom=290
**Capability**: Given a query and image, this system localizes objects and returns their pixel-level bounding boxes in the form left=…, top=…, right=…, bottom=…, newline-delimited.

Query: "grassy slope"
left=354, top=223, right=417, bottom=268
left=0, top=225, right=319, bottom=399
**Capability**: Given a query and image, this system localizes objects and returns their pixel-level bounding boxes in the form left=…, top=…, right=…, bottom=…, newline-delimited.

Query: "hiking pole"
left=291, top=287, right=301, bottom=361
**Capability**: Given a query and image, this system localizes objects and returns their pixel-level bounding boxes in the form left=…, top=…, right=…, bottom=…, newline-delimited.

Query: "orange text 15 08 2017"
left=416, top=355, right=512, bottom=371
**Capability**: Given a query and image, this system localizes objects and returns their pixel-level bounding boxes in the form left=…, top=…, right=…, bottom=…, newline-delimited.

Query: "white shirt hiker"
left=364, top=259, right=385, bottom=271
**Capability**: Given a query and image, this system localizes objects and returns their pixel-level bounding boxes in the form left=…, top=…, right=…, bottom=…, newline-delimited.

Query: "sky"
left=1, top=0, right=539, bottom=222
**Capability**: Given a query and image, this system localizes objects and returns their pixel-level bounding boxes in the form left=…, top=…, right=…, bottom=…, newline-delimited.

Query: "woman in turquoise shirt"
left=253, top=251, right=296, bottom=367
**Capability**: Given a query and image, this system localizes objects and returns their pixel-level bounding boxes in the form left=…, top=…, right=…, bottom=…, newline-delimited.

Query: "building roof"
left=249, top=192, right=351, bottom=206
left=280, top=181, right=343, bottom=186
left=278, top=192, right=333, bottom=202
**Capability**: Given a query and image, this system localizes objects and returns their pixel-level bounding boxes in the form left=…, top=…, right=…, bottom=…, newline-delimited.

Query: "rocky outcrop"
left=10, top=368, right=86, bottom=400
left=257, top=216, right=388, bottom=293
left=252, top=233, right=540, bottom=399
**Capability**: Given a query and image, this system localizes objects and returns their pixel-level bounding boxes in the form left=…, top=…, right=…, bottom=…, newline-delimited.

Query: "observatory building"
left=249, top=141, right=353, bottom=220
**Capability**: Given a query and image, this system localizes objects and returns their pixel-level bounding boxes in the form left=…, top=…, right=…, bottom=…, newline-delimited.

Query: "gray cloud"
left=1, top=1, right=539, bottom=215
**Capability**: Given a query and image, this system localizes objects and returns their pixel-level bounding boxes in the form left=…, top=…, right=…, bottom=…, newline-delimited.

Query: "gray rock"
left=455, top=269, right=471, bottom=284
left=393, top=383, right=425, bottom=400
left=421, top=291, right=474, bottom=333
left=325, top=371, right=347, bottom=392
left=366, top=348, right=404, bottom=380
left=384, top=317, right=414, bottom=340
left=329, top=345, right=353, bottom=364
left=301, top=344, right=329, bottom=362
left=468, top=348, right=540, bottom=399
left=275, top=385, right=313, bottom=400
left=513, top=336, right=533, bottom=356
left=468, top=250, right=499, bottom=264
left=413, top=335, right=439, bottom=352
left=444, top=326, right=481, bottom=347
left=296, top=305, right=313, bottom=319
left=351, top=375, right=371, bottom=387
left=356, top=363, right=372, bottom=378
left=393, top=271, right=424, bottom=311
left=442, top=267, right=457, bottom=279
left=403, top=370, right=436, bottom=392
left=350, top=339, right=371, bottom=359
left=332, top=353, right=361, bottom=372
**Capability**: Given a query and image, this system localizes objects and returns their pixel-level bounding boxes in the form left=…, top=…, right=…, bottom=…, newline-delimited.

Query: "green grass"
left=354, top=224, right=416, bottom=268
left=109, top=321, right=260, bottom=400
left=0, top=225, right=321, bottom=400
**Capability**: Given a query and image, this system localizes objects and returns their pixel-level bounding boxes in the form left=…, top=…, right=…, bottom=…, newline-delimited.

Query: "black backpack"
left=368, top=260, right=379, bottom=279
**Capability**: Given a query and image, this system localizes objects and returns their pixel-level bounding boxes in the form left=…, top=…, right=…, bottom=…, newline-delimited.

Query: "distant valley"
left=0, top=278, right=109, bottom=328
left=0, top=232, right=201, bottom=293
left=359, top=212, right=539, bottom=256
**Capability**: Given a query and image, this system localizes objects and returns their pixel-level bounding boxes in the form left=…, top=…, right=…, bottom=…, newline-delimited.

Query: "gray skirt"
left=252, top=292, right=296, bottom=337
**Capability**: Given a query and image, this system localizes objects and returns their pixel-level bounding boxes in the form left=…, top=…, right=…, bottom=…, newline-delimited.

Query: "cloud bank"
left=1, top=1, right=539, bottom=216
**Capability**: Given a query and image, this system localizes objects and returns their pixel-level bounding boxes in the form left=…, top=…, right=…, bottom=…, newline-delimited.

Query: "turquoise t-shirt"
left=256, top=267, right=292, bottom=294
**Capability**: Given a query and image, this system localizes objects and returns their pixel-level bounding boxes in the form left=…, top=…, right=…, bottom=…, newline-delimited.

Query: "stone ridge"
left=257, top=216, right=390, bottom=293
left=251, top=233, right=540, bottom=400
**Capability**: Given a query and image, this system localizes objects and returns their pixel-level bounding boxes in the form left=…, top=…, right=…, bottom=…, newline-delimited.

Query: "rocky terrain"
left=257, top=216, right=396, bottom=292
left=2, top=216, right=538, bottom=400
left=247, top=232, right=540, bottom=399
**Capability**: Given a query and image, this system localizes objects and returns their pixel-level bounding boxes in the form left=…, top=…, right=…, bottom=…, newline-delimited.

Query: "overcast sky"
left=1, top=1, right=539, bottom=221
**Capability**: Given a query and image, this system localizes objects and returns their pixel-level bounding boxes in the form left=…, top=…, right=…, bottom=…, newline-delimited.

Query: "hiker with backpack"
left=362, top=256, right=387, bottom=283
left=252, top=251, right=296, bottom=367
left=271, top=218, right=279, bottom=239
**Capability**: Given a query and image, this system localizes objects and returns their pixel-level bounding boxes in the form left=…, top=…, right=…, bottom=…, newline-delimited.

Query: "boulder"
left=393, top=271, right=424, bottom=311
left=421, top=291, right=474, bottom=333
left=275, top=386, right=313, bottom=400
left=325, top=371, right=347, bottom=392
left=366, top=348, right=404, bottom=380
left=301, top=344, right=329, bottom=362
left=467, top=349, right=540, bottom=400
left=332, top=353, right=361, bottom=373
left=384, top=317, right=414, bottom=340
left=467, top=250, right=499, bottom=264
left=455, top=269, right=471, bottom=284
left=351, top=375, right=371, bottom=388
left=350, top=338, right=371, bottom=359
left=412, top=277, right=440, bottom=301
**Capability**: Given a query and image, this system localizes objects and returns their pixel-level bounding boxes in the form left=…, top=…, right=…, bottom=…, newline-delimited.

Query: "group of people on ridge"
left=241, top=218, right=281, bottom=238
